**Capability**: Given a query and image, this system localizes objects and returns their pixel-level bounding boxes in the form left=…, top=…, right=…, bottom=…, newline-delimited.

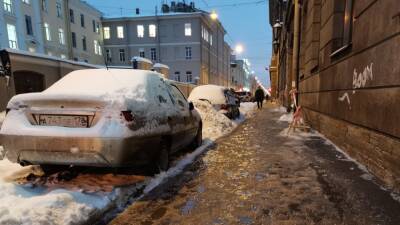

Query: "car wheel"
left=156, top=139, right=170, bottom=172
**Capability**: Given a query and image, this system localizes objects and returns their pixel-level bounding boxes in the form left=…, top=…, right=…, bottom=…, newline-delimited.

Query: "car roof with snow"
left=188, top=85, right=229, bottom=105
left=8, top=69, right=166, bottom=107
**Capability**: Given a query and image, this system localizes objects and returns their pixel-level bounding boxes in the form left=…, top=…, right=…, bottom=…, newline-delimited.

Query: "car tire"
left=156, top=139, right=170, bottom=172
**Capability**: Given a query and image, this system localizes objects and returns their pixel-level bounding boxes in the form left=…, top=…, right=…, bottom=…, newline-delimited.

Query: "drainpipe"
left=291, top=0, right=301, bottom=105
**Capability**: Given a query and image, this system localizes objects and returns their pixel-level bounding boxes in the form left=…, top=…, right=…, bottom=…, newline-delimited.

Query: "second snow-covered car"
left=0, top=69, right=202, bottom=171
left=188, top=85, right=240, bottom=119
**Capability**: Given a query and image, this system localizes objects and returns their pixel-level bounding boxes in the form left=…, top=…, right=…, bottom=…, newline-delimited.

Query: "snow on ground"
left=0, top=100, right=257, bottom=225
left=277, top=114, right=400, bottom=203
left=278, top=113, right=293, bottom=122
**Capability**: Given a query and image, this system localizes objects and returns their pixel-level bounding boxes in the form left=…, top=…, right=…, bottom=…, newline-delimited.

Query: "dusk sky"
left=85, top=0, right=273, bottom=87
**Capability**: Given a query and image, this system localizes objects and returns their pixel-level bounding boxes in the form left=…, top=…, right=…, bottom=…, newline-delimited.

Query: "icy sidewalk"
left=0, top=103, right=256, bottom=225
left=109, top=104, right=400, bottom=225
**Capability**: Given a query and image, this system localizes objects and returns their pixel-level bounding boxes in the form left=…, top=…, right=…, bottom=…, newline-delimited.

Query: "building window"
left=7, top=24, right=18, bottom=49
left=56, top=2, right=62, bottom=18
left=119, top=49, right=125, bottom=62
left=185, top=23, right=192, bottom=36
left=151, top=48, right=157, bottom=61
left=47, top=51, right=53, bottom=56
left=82, top=36, right=87, bottom=51
left=186, top=71, right=192, bottom=83
left=185, top=47, right=192, bottom=60
left=106, top=49, right=112, bottom=62
left=175, top=72, right=181, bottom=82
left=71, top=32, right=76, bottom=48
left=69, top=9, right=74, bottom=23
left=25, top=15, right=33, bottom=35
left=96, top=22, right=100, bottom=34
left=332, top=0, right=354, bottom=55
left=22, top=0, right=30, bottom=4
left=94, top=40, right=102, bottom=55
left=149, top=24, right=156, bottom=37
left=210, top=34, right=213, bottom=46
left=60, top=54, right=66, bottom=59
left=137, top=25, right=144, bottom=38
left=58, top=28, right=65, bottom=45
left=103, top=27, right=110, bottom=39
left=41, top=0, right=47, bottom=12
left=117, top=26, right=124, bottom=39
left=139, top=48, right=145, bottom=58
left=4, top=0, right=12, bottom=13
left=80, top=14, right=85, bottom=27
left=28, top=47, right=35, bottom=52
left=92, top=20, right=96, bottom=33
left=44, top=23, right=51, bottom=41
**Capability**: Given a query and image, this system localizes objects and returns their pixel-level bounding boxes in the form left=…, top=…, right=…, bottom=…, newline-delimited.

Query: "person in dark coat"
left=254, top=86, right=265, bottom=109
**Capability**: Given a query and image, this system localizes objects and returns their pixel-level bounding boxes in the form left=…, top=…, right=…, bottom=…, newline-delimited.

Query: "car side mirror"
left=189, top=102, right=195, bottom=111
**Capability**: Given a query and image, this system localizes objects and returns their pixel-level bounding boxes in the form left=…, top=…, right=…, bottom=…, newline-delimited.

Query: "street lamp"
left=273, top=20, right=282, bottom=40
left=235, top=44, right=244, bottom=54
left=210, top=11, right=218, bottom=20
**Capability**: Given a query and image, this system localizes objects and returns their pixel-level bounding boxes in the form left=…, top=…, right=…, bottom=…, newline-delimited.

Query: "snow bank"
left=0, top=159, right=111, bottom=225
left=0, top=111, right=5, bottom=127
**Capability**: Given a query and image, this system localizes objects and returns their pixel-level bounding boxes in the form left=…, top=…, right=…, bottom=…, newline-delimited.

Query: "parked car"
left=188, top=85, right=240, bottom=119
left=235, top=91, right=253, bottom=103
left=0, top=69, right=202, bottom=171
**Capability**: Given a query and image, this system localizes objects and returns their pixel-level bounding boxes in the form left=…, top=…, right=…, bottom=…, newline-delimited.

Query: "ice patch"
left=271, top=106, right=287, bottom=113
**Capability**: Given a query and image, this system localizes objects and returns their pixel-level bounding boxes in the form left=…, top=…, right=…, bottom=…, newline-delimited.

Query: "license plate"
left=38, top=115, right=89, bottom=128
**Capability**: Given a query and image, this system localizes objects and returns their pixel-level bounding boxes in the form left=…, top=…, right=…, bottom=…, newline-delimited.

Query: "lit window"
left=185, top=23, right=192, bottom=36
left=28, top=47, right=36, bottom=53
left=22, top=0, right=30, bottom=4
left=210, top=34, right=213, bottom=46
left=151, top=48, right=157, bottom=61
left=47, top=51, right=53, bottom=56
left=119, top=49, right=125, bottom=62
left=94, top=40, right=102, bottom=55
left=44, top=23, right=51, bottom=41
left=56, top=2, right=62, bottom=18
left=103, top=27, right=110, bottom=39
left=117, top=26, right=124, bottom=38
left=185, top=47, right=192, bottom=60
left=137, top=25, right=144, bottom=38
left=7, top=24, right=18, bottom=49
left=58, top=28, right=65, bottom=45
left=139, top=48, right=145, bottom=58
left=149, top=24, right=156, bottom=37
left=4, top=0, right=12, bottom=13
left=60, top=54, right=66, bottom=59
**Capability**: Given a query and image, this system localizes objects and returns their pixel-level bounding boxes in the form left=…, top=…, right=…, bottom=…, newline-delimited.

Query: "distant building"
left=102, top=2, right=230, bottom=85
left=0, top=0, right=103, bottom=64
left=230, top=57, right=252, bottom=91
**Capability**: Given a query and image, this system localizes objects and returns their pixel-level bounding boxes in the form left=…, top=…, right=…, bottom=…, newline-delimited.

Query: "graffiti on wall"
left=338, top=63, right=374, bottom=109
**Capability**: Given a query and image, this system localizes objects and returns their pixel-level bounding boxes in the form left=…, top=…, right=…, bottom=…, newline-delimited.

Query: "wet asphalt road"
left=109, top=104, right=400, bottom=225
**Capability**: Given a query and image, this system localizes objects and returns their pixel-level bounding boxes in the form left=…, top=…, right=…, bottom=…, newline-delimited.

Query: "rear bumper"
left=0, top=134, right=161, bottom=167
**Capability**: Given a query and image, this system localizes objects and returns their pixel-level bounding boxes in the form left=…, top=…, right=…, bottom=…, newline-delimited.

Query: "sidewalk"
left=109, top=103, right=400, bottom=225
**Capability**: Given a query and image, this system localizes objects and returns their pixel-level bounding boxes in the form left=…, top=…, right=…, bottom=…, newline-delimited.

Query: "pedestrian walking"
left=254, top=86, right=265, bottom=109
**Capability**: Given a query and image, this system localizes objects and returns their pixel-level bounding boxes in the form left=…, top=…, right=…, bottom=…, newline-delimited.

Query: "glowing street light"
left=210, top=11, right=218, bottom=20
left=235, top=44, right=244, bottom=54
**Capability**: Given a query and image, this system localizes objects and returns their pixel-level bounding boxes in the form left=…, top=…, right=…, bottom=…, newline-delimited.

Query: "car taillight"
left=220, top=104, right=228, bottom=110
left=121, top=110, right=134, bottom=122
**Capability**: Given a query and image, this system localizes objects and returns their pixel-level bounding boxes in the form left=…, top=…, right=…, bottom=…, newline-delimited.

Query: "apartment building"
left=269, top=0, right=400, bottom=190
left=230, top=57, right=252, bottom=91
left=0, top=0, right=103, bottom=64
left=102, top=2, right=230, bottom=85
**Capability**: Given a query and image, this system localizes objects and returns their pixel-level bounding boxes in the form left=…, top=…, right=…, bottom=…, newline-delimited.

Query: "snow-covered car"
left=0, top=69, right=202, bottom=171
left=188, top=85, right=240, bottom=119
left=235, top=91, right=252, bottom=103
